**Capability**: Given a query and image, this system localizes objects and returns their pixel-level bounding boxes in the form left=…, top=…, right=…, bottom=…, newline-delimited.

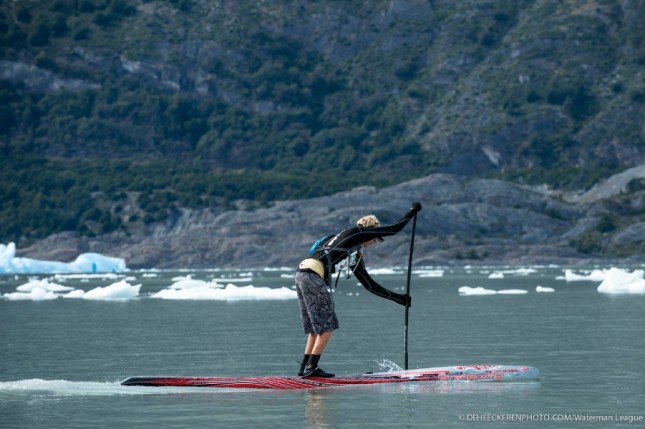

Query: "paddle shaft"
left=404, top=212, right=417, bottom=370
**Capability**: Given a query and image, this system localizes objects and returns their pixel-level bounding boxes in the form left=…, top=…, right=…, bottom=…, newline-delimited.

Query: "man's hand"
left=403, top=295, right=412, bottom=308
left=411, top=202, right=422, bottom=213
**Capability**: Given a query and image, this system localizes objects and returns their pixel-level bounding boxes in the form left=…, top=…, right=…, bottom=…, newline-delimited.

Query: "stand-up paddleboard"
left=122, top=365, right=539, bottom=389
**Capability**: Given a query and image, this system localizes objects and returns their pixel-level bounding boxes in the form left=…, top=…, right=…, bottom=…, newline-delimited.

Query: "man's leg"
left=299, top=334, right=317, bottom=376
left=304, top=333, right=316, bottom=354
left=300, top=332, right=333, bottom=375
left=297, top=271, right=337, bottom=378
left=303, top=331, right=334, bottom=378
left=311, top=331, right=333, bottom=355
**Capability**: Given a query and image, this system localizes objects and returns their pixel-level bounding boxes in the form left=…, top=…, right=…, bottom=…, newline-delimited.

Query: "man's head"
left=356, top=215, right=383, bottom=248
left=356, top=215, right=380, bottom=228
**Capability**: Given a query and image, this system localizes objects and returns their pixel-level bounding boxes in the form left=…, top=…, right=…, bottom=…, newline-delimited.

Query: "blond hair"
left=356, top=215, right=380, bottom=228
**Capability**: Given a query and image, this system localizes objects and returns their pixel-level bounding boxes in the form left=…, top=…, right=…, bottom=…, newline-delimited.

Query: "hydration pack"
left=307, top=232, right=363, bottom=286
left=309, top=235, right=334, bottom=255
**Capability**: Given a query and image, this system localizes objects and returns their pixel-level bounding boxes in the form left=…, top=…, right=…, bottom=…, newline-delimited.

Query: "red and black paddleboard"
left=121, top=365, right=540, bottom=389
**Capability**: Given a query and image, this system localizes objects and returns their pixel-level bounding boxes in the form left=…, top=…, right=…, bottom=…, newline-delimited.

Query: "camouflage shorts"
left=295, top=270, right=339, bottom=334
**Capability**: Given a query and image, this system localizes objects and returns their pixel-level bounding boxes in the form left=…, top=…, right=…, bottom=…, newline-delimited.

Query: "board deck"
left=121, top=365, right=540, bottom=389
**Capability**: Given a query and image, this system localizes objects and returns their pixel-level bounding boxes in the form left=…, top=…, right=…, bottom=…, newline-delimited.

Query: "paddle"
left=403, top=211, right=417, bottom=370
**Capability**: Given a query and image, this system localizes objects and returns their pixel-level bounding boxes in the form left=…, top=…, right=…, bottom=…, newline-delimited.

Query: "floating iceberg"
left=497, top=289, right=528, bottom=294
left=0, top=242, right=127, bottom=274
left=458, top=286, right=528, bottom=295
left=416, top=269, right=445, bottom=278
left=3, top=286, right=60, bottom=301
left=2, top=278, right=140, bottom=301
left=559, top=267, right=645, bottom=294
left=458, top=286, right=498, bottom=295
left=77, top=280, right=141, bottom=300
left=369, top=268, right=404, bottom=275
left=151, top=276, right=296, bottom=301
left=560, top=268, right=607, bottom=282
left=597, top=268, right=645, bottom=294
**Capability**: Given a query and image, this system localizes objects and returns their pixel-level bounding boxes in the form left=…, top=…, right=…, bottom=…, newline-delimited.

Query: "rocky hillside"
left=2, top=0, right=644, bottom=262
left=3, top=1, right=643, bottom=171
left=19, top=164, right=645, bottom=268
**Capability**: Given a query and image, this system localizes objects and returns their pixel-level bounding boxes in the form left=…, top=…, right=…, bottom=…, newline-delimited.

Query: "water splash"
left=374, top=360, right=404, bottom=372
left=0, top=379, right=206, bottom=396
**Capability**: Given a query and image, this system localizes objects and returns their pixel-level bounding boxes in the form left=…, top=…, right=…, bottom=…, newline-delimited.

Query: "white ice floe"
left=458, top=286, right=498, bottom=295
left=415, top=269, right=445, bottom=277
left=212, top=276, right=254, bottom=283
left=497, top=289, right=528, bottom=294
left=3, top=287, right=59, bottom=301
left=150, top=276, right=296, bottom=301
left=0, top=242, right=127, bottom=274
left=559, top=268, right=608, bottom=282
left=151, top=282, right=296, bottom=301
left=2, top=278, right=140, bottom=301
left=505, top=268, right=538, bottom=276
left=478, top=267, right=538, bottom=276
left=3, top=279, right=73, bottom=300
left=168, top=276, right=222, bottom=289
left=536, top=286, right=555, bottom=292
left=62, top=289, right=86, bottom=299
left=597, top=268, right=645, bottom=294
left=369, top=268, right=404, bottom=275
left=458, top=286, right=528, bottom=295
left=79, top=280, right=141, bottom=300
left=16, top=279, right=75, bottom=293
left=558, top=267, right=645, bottom=294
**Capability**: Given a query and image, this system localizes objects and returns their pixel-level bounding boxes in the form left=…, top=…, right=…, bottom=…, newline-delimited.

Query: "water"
left=1, top=267, right=644, bottom=428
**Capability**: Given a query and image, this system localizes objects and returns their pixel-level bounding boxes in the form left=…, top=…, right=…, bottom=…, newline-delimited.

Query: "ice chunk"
left=2, top=279, right=75, bottom=300
left=3, top=287, right=59, bottom=301
left=416, top=269, right=445, bottom=278
left=597, top=268, right=645, bottom=294
left=458, top=286, right=497, bottom=295
left=459, top=286, right=528, bottom=295
left=0, top=242, right=127, bottom=274
left=151, top=282, right=296, bottom=301
left=81, top=280, right=141, bottom=300
left=16, top=279, right=74, bottom=293
left=560, top=269, right=607, bottom=282
left=2, top=278, right=140, bottom=301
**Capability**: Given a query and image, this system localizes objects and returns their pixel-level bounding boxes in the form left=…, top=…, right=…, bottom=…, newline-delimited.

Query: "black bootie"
left=298, top=354, right=311, bottom=376
left=302, top=354, right=334, bottom=378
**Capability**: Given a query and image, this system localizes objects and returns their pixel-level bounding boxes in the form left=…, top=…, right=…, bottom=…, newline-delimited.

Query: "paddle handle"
left=404, top=212, right=417, bottom=370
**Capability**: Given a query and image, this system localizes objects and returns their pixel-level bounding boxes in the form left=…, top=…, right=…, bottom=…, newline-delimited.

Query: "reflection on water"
left=372, top=380, right=541, bottom=396
left=304, top=390, right=329, bottom=429
left=301, top=381, right=541, bottom=428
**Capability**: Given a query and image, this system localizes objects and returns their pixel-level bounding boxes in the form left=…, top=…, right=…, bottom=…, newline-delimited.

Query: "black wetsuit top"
left=308, top=206, right=418, bottom=307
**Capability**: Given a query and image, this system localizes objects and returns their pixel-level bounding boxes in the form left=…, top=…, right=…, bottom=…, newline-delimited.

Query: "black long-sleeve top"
left=308, top=206, right=418, bottom=306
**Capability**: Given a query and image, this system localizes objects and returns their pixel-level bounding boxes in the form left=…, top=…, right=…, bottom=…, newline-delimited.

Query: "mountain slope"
left=1, top=0, right=644, bottom=260
left=18, top=165, right=645, bottom=268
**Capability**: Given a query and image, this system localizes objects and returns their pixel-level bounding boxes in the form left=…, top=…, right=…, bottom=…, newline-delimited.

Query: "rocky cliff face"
left=19, top=166, right=645, bottom=268
left=3, top=1, right=645, bottom=264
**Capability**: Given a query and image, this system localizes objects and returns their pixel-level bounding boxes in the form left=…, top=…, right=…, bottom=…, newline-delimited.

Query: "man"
left=295, top=202, right=422, bottom=377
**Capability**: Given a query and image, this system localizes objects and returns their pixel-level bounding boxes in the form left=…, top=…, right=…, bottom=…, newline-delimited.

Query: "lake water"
left=1, top=266, right=644, bottom=428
